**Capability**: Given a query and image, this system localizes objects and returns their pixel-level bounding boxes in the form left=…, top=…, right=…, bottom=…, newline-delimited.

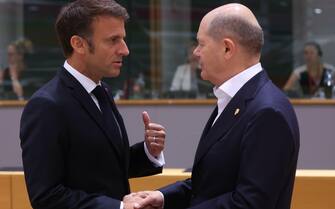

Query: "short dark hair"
left=305, top=41, right=323, bottom=57
left=207, top=15, right=264, bottom=55
left=55, top=0, right=129, bottom=57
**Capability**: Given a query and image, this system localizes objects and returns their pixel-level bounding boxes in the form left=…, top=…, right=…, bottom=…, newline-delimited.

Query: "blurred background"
left=0, top=0, right=334, bottom=170
left=0, top=0, right=334, bottom=100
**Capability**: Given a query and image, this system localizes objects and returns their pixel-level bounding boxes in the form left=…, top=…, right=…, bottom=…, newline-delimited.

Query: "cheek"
left=207, top=53, right=219, bottom=68
left=200, top=49, right=211, bottom=64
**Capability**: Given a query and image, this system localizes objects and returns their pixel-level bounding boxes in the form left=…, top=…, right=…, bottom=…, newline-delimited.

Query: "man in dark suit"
left=20, top=1, right=166, bottom=209
left=128, top=3, right=300, bottom=209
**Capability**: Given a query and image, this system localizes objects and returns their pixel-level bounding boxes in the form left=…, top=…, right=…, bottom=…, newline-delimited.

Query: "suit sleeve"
left=20, top=97, right=121, bottom=209
left=161, top=108, right=297, bottom=209
left=128, top=142, right=162, bottom=178
left=160, top=178, right=193, bottom=209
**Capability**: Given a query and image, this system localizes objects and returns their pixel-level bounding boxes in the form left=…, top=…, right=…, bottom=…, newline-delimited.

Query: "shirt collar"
left=213, top=62, right=263, bottom=100
left=63, top=60, right=101, bottom=93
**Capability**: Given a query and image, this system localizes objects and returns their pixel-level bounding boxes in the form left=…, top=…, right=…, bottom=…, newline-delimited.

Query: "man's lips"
left=112, top=61, right=123, bottom=68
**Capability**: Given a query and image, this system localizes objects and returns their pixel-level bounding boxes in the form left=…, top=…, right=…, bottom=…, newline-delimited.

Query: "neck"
left=67, top=56, right=100, bottom=84
left=216, top=57, right=259, bottom=86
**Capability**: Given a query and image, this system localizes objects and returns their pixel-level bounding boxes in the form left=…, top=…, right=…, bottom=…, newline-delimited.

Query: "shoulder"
left=25, top=88, right=59, bottom=114
left=324, top=63, right=335, bottom=71
left=31, top=75, right=60, bottom=98
left=250, top=81, right=295, bottom=118
left=293, top=65, right=307, bottom=76
left=24, top=75, right=66, bottom=113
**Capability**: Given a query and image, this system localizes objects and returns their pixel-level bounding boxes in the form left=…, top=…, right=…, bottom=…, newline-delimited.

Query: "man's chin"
left=106, top=69, right=121, bottom=78
left=200, top=71, right=207, bottom=81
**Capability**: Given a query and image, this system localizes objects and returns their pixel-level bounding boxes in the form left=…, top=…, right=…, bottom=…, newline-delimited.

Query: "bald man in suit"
left=126, top=3, right=300, bottom=209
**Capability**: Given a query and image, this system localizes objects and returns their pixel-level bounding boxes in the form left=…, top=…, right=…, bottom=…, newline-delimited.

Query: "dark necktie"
left=92, top=85, right=123, bottom=149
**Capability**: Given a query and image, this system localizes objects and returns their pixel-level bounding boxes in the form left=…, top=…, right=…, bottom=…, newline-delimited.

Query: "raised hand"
left=142, top=111, right=166, bottom=157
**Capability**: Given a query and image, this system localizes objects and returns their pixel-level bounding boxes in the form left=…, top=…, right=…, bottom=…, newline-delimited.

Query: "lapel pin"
left=234, top=108, right=240, bottom=116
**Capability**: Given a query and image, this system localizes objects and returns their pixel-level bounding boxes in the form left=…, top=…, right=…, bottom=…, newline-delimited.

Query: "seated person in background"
left=118, top=73, right=146, bottom=100
left=170, top=43, right=200, bottom=98
left=283, top=41, right=335, bottom=98
left=131, top=73, right=146, bottom=99
left=0, top=39, right=33, bottom=100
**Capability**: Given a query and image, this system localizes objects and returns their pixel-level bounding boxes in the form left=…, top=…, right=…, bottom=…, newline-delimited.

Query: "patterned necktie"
left=92, top=85, right=123, bottom=149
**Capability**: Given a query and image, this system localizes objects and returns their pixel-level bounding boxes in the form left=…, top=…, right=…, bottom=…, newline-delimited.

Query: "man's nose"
left=193, top=46, right=200, bottom=57
left=119, top=40, right=129, bottom=56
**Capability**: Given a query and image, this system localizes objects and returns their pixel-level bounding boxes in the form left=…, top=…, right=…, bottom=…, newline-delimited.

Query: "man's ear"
left=70, top=35, right=86, bottom=55
left=222, top=38, right=235, bottom=59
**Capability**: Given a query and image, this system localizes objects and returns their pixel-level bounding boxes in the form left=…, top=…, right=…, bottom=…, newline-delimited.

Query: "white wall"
left=0, top=103, right=334, bottom=169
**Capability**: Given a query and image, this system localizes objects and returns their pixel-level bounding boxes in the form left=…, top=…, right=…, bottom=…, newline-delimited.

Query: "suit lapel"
left=194, top=107, right=217, bottom=164
left=194, top=96, right=247, bottom=165
left=102, top=83, right=130, bottom=162
left=58, top=68, right=124, bottom=161
left=194, top=70, right=269, bottom=166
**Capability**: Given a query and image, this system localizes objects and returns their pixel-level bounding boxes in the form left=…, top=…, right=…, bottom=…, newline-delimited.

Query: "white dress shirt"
left=212, top=63, right=263, bottom=124
left=63, top=61, right=165, bottom=209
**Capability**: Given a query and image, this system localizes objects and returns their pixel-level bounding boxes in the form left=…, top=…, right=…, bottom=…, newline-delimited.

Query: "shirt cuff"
left=158, top=191, right=165, bottom=208
left=144, top=142, right=165, bottom=167
left=120, top=201, right=123, bottom=209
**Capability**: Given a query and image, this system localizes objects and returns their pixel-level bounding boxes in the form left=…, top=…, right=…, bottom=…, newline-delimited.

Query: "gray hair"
left=207, top=15, right=264, bottom=55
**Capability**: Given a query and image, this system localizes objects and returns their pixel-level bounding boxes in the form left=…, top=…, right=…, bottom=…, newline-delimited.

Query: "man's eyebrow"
left=105, top=34, right=125, bottom=40
left=110, top=35, right=123, bottom=38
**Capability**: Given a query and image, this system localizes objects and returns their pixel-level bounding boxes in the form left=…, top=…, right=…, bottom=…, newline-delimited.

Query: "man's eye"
left=107, top=38, right=120, bottom=44
left=109, top=39, right=117, bottom=44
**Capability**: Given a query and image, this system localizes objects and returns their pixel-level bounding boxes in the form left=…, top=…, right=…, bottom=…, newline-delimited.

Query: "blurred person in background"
left=0, top=38, right=33, bottom=100
left=283, top=41, right=335, bottom=98
left=170, top=43, right=200, bottom=98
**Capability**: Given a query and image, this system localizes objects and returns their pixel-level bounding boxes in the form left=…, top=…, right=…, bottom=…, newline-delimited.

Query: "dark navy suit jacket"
left=20, top=68, right=162, bottom=209
left=160, top=70, right=300, bottom=209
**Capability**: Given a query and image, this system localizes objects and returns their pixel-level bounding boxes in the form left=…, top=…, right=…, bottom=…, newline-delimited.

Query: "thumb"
left=142, top=111, right=151, bottom=129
